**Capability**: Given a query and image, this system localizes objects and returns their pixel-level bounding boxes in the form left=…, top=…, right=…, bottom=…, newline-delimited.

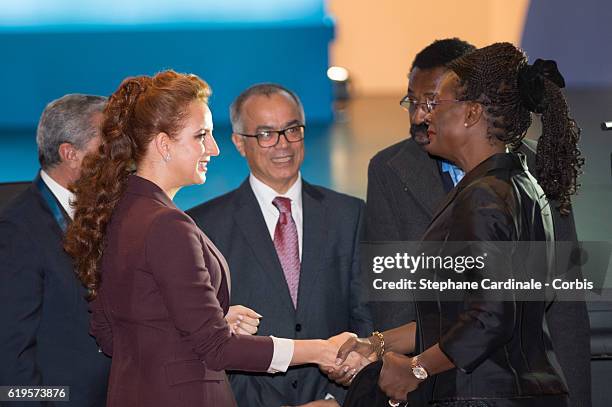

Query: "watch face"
left=412, top=365, right=428, bottom=380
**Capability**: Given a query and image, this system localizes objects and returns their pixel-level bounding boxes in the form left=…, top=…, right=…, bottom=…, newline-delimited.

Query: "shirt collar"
left=440, top=160, right=465, bottom=186
left=249, top=172, right=302, bottom=210
left=440, top=160, right=458, bottom=173
left=40, top=170, right=75, bottom=219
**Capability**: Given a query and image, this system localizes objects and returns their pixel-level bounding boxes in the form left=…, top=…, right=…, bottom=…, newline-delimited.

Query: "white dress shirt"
left=248, top=173, right=304, bottom=373
left=267, top=336, right=294, bottom=373
left=40, top=170, right=75, bottom=219
left=249, top=172, right=303, bottom=259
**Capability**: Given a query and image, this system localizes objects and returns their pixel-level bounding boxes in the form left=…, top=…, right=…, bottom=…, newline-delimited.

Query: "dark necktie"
left=272, top=196, right=301, bottom=308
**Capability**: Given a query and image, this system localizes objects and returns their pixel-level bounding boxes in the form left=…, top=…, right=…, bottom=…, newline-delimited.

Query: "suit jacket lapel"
left=428, top=184, right=461, bottom=228
left=32, top=177, right=67, bottom=239
left=233, top=181, right=295, bottom=310
left=295, top=181, right=327, bottom=316
left=388, top=140, right=447, bottom=218
left=31, top=179, right=90, bottom=298
left=203, top=234, right=232, bottom=294
left=427, top=153, right=516, bottom=228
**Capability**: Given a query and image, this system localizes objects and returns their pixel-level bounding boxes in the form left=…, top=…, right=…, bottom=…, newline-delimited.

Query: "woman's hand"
left=225, top=305, right=262, bottom=335
left=379, top=353, right=421, bottom=402
left=311, top=332, right=357, bottom=369
left=322, top=336, right=377, bottom=385
left=291, top=332, right=357, bottom=368
left=327, top=331, right=357, bottom=349
left=336, top=336, right=378, bottom=365
left=327, top=350, right=373, bottom=386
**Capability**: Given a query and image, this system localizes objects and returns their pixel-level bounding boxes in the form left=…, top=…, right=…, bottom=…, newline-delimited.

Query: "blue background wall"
left=0, top=0, right=334, bottom=209
left=0, top=0, right=335, bottom=127
left=0, top=21, right=334, bottom=127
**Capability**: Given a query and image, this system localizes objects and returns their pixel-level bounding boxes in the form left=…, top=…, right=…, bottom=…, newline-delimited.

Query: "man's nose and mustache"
left=410, top=122, right=430, bottom=146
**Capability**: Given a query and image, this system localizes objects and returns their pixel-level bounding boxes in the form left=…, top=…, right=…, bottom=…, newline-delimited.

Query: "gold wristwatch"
left=411, top=356, right=429, bottom=380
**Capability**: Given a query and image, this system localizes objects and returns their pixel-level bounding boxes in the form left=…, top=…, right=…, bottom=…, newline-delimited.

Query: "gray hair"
left=36, top=94, right=107, bottom=169
left=229, top=83, right=305, bottom=133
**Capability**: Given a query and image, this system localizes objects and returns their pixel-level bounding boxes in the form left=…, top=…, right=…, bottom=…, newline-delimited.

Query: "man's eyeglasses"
left=238, top=125, right=305, bottom=148
left=399, top=95, right=464, bottom=114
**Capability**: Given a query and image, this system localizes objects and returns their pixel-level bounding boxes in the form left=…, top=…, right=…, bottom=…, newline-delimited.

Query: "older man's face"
left=232, top=92, right=305, bottom=194
left=406, top=66, right=448, bottom=147
left=62, top=111, right=103, bottom=187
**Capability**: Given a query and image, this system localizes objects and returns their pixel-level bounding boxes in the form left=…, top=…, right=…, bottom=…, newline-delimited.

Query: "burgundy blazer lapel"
left=202, top=234, right=231, bottom=295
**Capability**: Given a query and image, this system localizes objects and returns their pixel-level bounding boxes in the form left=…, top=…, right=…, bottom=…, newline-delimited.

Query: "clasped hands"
left=225, top=306, right=372, bottom=382
left=225, top=306, right=417, bottom=400
left=326, top=336, right=423, bottom=402
left=226, top=306, right=422, bottom=403
left=317, top=332, right=374, bottom=383
left=320, top=336, right=377, bottom=385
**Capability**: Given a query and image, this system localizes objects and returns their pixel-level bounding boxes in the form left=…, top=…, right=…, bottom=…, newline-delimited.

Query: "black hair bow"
left=518, top=58, right=566, bottom=113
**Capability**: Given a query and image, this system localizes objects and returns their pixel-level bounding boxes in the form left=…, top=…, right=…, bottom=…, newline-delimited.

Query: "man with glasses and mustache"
left=188, top=83, right=372, bottom=407
left=364, top=38, right=591, bottom=407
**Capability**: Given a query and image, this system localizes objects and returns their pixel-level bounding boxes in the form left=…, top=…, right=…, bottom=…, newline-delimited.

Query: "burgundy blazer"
left=91, top=175, right=274, bottom=407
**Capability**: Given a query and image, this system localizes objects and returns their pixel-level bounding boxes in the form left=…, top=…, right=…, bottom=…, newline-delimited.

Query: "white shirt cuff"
left=268, top=336, right=294, bottom=373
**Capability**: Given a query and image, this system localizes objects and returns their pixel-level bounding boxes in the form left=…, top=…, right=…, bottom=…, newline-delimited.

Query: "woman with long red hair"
left=65, top=70, right=350, bottom=407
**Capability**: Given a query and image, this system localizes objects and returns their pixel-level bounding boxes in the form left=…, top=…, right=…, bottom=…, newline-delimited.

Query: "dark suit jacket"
left=417, top=152, right=567, bottom=405
left=92, top=175, right=274, bottom=407
left=365, top=138, right=591, bottom=406
left=0, top=175, right=110, bottom=407
left=187, top=179, right=373, bottom=407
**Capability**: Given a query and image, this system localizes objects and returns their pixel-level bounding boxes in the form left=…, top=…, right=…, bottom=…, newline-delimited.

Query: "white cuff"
left=267, top=336, right=294, bottom=373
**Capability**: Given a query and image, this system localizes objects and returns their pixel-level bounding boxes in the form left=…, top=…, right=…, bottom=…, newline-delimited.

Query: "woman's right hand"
left=336, top=336, right=378, bottom=364
left=317, top=332, right=357, bottom=367
left=291, top=333, right=354, bottom=368
left=225, top=305, right=262, bottom=335
left=325, top=336, right=378, bottom=385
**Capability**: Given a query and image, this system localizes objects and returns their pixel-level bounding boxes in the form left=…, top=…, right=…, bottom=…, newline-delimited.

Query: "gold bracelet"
left=371, top=331, right=385, bottom=359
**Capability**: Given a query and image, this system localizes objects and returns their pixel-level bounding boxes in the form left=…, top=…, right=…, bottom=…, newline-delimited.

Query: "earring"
left=464, top=123, right=468, bottom=127
left=164, top=154, right=171, bottom=162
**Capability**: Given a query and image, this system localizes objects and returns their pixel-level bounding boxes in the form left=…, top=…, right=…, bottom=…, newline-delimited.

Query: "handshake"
left=226, top=306, right=376, bottom=386
left=320, top=332, right=378, bottom=386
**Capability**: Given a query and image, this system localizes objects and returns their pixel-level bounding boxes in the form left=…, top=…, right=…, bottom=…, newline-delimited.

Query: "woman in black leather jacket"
left=334, top=42, right=584, bottom=407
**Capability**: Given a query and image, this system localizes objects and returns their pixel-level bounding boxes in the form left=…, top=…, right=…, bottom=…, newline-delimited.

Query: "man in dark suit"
left=366, top=38, right=591, bottom=407
left=188, top=83, right=372, bottom=407
left=0, top=94, right=111, bottom=406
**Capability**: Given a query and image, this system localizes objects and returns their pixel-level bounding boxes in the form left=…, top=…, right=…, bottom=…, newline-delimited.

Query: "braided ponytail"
left=65, top=70, right=211, bottom=299
left=517, top=58, right=584, bottom=215
left=534, top=80, right=584, bottom=215
left=65, top=77, right=150, bottom=299
left=448, top=43, right=584, bottom=215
